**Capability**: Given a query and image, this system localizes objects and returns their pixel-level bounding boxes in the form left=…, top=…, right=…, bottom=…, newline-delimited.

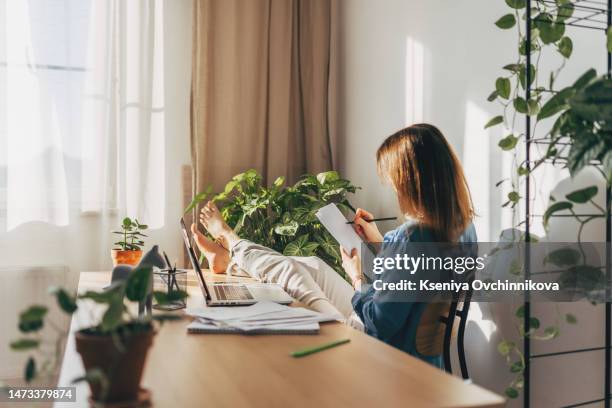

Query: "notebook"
left=315, top=203, right=364, bottom=253
left=186, top=301, right=338, bottom=335
left=187, top=320, right=320, bottom=335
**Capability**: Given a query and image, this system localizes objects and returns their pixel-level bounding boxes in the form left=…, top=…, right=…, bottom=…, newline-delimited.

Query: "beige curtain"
left=190, top=0, right=338, bottom=195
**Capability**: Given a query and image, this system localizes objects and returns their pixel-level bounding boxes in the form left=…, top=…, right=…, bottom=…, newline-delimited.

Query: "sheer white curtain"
left=1, top=0, right=165, bottom=232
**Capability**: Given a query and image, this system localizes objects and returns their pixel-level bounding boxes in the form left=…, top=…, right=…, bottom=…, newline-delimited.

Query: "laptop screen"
left=180, top=218, right=211, bottom=301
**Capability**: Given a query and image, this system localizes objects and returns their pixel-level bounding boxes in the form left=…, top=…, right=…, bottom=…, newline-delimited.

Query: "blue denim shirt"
left=351, top=220, right=477, bottom=368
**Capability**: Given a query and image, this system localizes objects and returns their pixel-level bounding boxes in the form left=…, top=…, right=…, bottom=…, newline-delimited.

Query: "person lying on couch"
left=191, top=123, right=477, bottom=367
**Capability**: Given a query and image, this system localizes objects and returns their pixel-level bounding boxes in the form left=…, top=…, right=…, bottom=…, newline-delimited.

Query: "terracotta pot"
left=75, top=327, right=155, bottom=403
left=111, top=249, right=143, bottom=266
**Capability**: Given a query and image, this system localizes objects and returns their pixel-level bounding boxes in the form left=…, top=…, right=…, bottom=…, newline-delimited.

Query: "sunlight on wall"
left=468, top=303, right=497, bottom=342
left=404, top=37, right=424, bottom=125
left=462, top=101, right=490, bottom=241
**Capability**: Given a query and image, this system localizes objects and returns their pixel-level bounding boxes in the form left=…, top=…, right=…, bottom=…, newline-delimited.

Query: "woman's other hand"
left=352, top=208, right=384, bottom=242
left=341, top=246, right=363, bottom=290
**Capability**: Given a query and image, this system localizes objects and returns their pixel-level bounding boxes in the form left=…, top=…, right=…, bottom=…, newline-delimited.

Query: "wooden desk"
left=55, top=271, right=504, bottom=408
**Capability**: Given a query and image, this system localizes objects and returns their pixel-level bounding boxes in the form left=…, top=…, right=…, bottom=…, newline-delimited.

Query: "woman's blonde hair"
left=376, top=123, right=474, bottom=242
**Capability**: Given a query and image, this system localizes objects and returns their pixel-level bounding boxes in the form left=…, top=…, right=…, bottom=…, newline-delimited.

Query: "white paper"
left=316, top=203, right=364, bottom=253
left=186, top=301, right=289, bottom=321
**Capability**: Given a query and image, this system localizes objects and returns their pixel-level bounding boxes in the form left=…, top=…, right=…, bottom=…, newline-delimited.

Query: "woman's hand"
left=341, top=246, right=363, bottom=291
left=352, top=208, right=384, bottom=242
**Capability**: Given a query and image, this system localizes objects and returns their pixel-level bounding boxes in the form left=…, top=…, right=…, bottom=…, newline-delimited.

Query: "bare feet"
left=190, top=223, right=229, bottom=274
left=199, top=201, right=240, bottom=249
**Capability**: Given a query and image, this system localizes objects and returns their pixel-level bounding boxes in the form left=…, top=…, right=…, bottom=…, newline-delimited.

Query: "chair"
left=415, top=284, right=473, bottom=380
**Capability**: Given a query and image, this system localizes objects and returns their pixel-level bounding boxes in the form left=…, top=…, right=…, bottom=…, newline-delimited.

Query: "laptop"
left=180, top=219, right=293, bottom=306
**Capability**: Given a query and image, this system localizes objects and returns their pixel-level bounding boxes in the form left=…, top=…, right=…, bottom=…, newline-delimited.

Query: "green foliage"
left=495, top=14, right=516, bottom=29
left=499, top=135, right=518, bottom=150
left=188, top=170, right=359, bottom=279
left=565, top=186, right=598, bottom=204
left=555, top=77, right=612, bottom=180
left=112, top=217, right=148, bottom=251
left=18, top=305, right=47, bottom=333
left=484, top=115, right=504, bottom=129
left=543, top=201, right=572, bottom=229
left=544, top=247, right=582, bottom=267
left=10, top=339, right=40, bottom=351
left=496, top=77, right=512, bottom=99
left=490, top=0, right=612, bottom=399
left=49, top=286, right=77, bottom=314
left=557, top=36, right=572, bottom=58
left=565, top=313, right=577, bottom=324
left=11, top=265, right=188, bottom=383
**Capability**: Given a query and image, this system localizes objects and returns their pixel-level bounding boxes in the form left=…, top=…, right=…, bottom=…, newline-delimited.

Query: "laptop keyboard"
left=214, top=284, right=254, bottom=301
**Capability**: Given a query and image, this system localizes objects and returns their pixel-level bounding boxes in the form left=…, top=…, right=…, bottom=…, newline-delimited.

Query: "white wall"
left=338, top=0, right=608, bottom=406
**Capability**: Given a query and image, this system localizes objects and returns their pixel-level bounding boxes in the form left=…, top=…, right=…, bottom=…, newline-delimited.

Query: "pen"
left=290, top=338, right=351, bottom=358
left=346, top=217, right=397, bottom=224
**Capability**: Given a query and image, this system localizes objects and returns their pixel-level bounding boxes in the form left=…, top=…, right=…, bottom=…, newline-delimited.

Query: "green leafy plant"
left=112, top=217, right=148, bottom=251
left=487, top=0, right=612, bottom=399
left=186, top=170, right=359, bottom=280
left=9, top=266, right=187, bottom=385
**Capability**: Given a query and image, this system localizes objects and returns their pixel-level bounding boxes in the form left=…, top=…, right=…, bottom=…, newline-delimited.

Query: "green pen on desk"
left=290, top=338, right=351, bottom=358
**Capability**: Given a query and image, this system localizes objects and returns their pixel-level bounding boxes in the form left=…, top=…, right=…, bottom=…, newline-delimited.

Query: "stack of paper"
left=186, top=301, right=340, bottom=335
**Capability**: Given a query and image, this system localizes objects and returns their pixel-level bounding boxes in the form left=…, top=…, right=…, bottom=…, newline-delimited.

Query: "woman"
left=191, top=123, right=476, bottom=366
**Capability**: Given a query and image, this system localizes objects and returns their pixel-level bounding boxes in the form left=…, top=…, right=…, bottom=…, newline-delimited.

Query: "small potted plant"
left=9, top=264, right=187, bottom=404
left=112, top=217, right=148, bottom=266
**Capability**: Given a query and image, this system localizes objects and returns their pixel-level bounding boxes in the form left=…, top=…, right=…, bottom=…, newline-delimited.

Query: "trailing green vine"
left=487, top=0, right=612, bottom=399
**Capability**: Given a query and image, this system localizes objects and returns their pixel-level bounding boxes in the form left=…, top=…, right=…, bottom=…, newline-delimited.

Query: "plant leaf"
left=498, top=134, right=518, bottom=151
left=513, top=97, right=528, bottom=114
left=573, top=68, right=597, bottom=89
left=125, top=266, right=152, bottom=302
left=543, top=201, right=573, bottom=228
left=25, top=357, right=36, bottom=382
left=49, top=286, right=78, bottom=314
left=544, top=247, right=582, bottom=267
left=558, top=36, right=573, bottom=58
left=273, top=221, right=299, bottom=236
left=18, top=305, right=48, bottom=333
left=565, top=186, right=598, bottom=204
left=10, top=339, right=40, bottom=351
left=510, top=360, right=524, bottom=373
left=537, top=87, right=574, bottom=120
left=100, top=301, right=126, bottom=332
left=497, top=340, right=515, bottom=355
left=565, top=313, right=577, bottom=324
left=556, top=2, right=574, bottom=22
left=496, top=77, right=511, bottom=99
left=535, top=13, right=565, bottom=44
left=484, top=115, right=504, bottom=129
left=153, top=290, right=189, bottom=305
left=515, top=305, right=525, bottom=318
left=316, top=171, right=340, bottom=185
left=505, top=0, right=525, bottom=9
left=495, top=13, right=516, bottom=29
left=519, top=64, right=535, bottom=89
left=505, top=387, right=519, bottom=399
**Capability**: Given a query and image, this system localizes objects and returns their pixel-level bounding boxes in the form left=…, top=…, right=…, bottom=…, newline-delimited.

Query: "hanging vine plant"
left=487, top=0, right=612, bottom=399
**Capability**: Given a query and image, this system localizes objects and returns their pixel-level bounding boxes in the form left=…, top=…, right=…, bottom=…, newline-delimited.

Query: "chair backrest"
left=415, top=302, right=455, bottom=357
left=415, top=294, right=472, bottom=379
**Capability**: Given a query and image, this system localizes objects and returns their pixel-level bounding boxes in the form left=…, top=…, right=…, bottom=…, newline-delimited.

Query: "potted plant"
left=111, top=217, right=148, bottom=266
left=186, top=170, right=359, bottom=279
left=9, top=265, right=187, bottom=404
